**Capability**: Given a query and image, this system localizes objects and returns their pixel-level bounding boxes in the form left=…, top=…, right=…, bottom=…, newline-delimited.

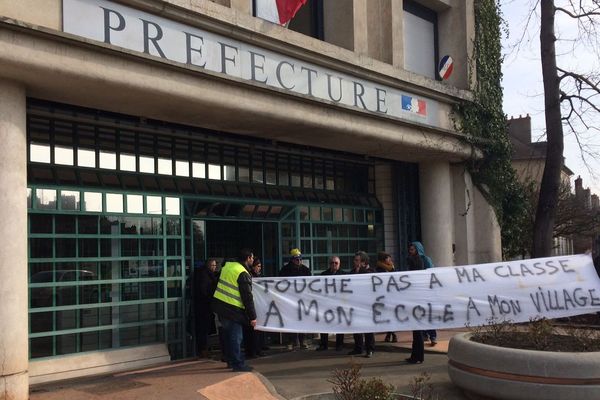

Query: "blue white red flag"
left=255, top=0, right=308, bottom=25
left=401, top=95, right=427, bottom=116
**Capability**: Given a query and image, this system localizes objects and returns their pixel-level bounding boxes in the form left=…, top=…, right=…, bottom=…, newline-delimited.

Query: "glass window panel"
left=343, top=208, right=354, bottom=222
left=36, top=189, right=57, bottom=210
left=54, top=146, right=74, bottom=166
left=80, top=331, right=100, bottom=351
left=84, top=192, right=102, bottom=212
left=56, top=310, right=77, bottom=331
left=141, top=282, right=163, bottom=299
left=139, top=260, right=163, bottom=276
left=238, top=166, right=250, bottom=182
left=175, top=160, right=189, bottom=177
left=192, top=162, right=206, bottom=178
left=158, top=158, right=172, bottom=175
left=167, top=281, right=182, bottom=298
left=326, top=177, right=335, bottom=190
left=147, top=196, right=162, bottom=215
left=310, top=207, right=321, bottom=221
left=121, top=239, right=139, bottom=257
left=60, top=190, right=80, bottom=211
left=120, top=153, right=136, bottom=171
left=253, top=168, right=263, bottom=184
left=355, top=209, right=365, bottom=223
left=165, top=197, right=180, bottom=216
left=315, top=176, right=324, bottom=190
left=99, top=151, right=117, bottom=169
left=167, top=260, right=182, bottom=277
left=266, top=170, right=276, bottom=185
left=56, top=239, right=76, bottom=257
left=30, top=143, right=51, bottom=163
left=30, top=263, right=53, bottom=283
left=79, top=238, right=98, bottom=257
left=127, top=194, right=143, bottom=214
left=27, top=188, right=32, bottom=209
left=30, top=238, right=53, bottom=258
left=106, top=193, right=123, bottom=213
left=291, top=173, right=301, bottom=187
left=223, top=165, right=236, bottom=181
left=30, top=288, right=53, bottom=308
left=140, top=239, right=162, bottom=256
left=30, top=311, right=53, bottom=333
left=30, top=337, right=54, bottom=359
left=56, top=286, right=77, bottom=306
left=166, top=218, right=181, bottom=235
left=208, top=164, right=221, bottom=180
left=167, top=239, right=181, bottom=256
left=56, top=215, right=76, bottom=234
left=139, top=156, right=155, bottom=173
left=322, top=207, right=333, bottom=221
left=78, top=215, right=98, bottom=234
left=30, top=214, right=53, bottom=233
left=333, top=208, right=343, bottom=222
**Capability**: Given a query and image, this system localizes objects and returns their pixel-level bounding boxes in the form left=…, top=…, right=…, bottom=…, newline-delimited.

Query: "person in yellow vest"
left=212, top=248, right=257, bottom=372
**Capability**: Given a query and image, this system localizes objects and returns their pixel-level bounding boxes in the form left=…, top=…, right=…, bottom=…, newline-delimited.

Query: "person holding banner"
left=280, top=248, right=312, bottom=350
left=376, top=252, right=399, bottom=344
left=406, top=242, right=426, bottom=363
left=316, top=256, right=346, bottom=351
left=348, top=251, right=376, bottom=358
left=212, top=249, right=257, bottom=372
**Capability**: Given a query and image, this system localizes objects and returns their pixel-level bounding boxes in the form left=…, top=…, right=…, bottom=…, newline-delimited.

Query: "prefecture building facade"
left=0, top=0, right=501, bottom=396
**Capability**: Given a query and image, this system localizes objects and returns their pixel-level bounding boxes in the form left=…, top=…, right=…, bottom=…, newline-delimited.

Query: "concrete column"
left=230, top=0, right=252, bottom=15
left=451, top=165, right=475, bottom=265
left=0, top=80, right=28, bottom=400
left=473, top=187, right=502, bottom=263
left=419, top=161, right=453, bottom=267
left=352, top=0, right=369, bottom=55
left=391, top=0, right=404, bottom=68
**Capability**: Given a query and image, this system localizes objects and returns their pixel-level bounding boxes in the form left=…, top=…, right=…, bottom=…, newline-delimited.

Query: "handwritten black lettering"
left=559, top=259, right=576, bottom=273
left=372, top=296, right=390, bottom=324
left=429, top=273, right=442, bottom=289
left=488, top=295, right=521, bottom=316
left=298, top=299, right=319, bottom=321
left=264, top=301, right=283, bottom=327
left=466, top=296, right=481, bottom=320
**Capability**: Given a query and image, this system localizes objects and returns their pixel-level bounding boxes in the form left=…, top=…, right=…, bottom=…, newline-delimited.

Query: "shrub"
left=328, top=362, right=395, bottom=400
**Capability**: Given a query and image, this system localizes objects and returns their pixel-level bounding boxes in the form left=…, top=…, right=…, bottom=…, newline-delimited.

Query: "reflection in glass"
left=77, top=148, right=96, bottom=168
left=165, top=197, right=180, bottom=216
left=61, top=190, right=80, bottom=210
left=99, top=151, right=117, bottom=169
left=175, top=160, right=189, bottom=177
left=120, top=153, right=136, bottom=172
left=127, top=195, right=143, bottom=214
left=266, top=170, right=276, bottom=185
left=139, top=156, right=155, bottom=173
left=84, top=192, right=102, bottom=212
left=147, top=196, right=162, bottom=214
left=106, top=193, right=123, bottom=213
left=54, top=146, right=74, bottom=166
left=192, top=162, right=206, bottom=178
left=30, top=143, right=51, bottom=163
left=158, top=158, right=172, bottom=175
left=36, top=189, right=57, bottom=210
left=27, top=188, right=32, bottom=209
left=208, top=164, right=221, bottom=180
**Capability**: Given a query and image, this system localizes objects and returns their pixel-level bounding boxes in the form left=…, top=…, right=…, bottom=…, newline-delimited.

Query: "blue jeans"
left=220, top=317, right=246, bottom=370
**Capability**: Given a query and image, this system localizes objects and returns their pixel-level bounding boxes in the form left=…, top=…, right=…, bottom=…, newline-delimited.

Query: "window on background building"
left=403, top=0, right=438, bottom=80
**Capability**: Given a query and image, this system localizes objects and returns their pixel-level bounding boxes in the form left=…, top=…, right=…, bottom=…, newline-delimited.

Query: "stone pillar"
left=451, top=165, right=475, bottom=265
left=419, top=161, right=454, bottom=267
left=391, top=0, right=404, bottom=68
left=473, top=187, right=502, bottom=263
left=230, top=0, right=252, bottom=15
left=0, top=80, right=28, bottom=400
left=352, top=0, right=369, bottom=55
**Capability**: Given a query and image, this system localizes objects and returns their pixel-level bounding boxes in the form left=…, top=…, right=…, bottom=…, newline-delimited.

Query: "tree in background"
left=533, top=1, right=600, bottom=257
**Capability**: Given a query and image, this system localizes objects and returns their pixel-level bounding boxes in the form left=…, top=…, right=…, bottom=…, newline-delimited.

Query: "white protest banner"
left=253, top=254, right=600, bottom=333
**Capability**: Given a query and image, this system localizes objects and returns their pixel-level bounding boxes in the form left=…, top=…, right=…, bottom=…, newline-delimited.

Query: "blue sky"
left=500, top=0, right=600, bottom=195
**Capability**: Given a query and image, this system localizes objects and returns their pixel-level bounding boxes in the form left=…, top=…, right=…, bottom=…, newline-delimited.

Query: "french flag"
left=401, top=95, right=427, bottom=117
left=255, top=0, right=308, bottom=25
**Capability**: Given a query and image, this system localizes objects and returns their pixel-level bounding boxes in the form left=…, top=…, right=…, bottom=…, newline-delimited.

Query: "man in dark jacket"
left=348, top=251, right=375, bottom=358
left=194, top=258, right=218, bottom=357
left=316, top=256, right=346, bottom=351
left=280, top=248, right=311, bottom=349
left=212, top=248, right=257, bottom=372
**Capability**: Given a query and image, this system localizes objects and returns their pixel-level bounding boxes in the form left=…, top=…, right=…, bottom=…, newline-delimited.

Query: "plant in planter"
left=327, top=363, right=439, bottom=400
left=448, top=317, right=600, bottom=400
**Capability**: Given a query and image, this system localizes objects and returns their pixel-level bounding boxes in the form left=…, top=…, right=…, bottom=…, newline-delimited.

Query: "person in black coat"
left=280, top=248, right=311, bottom=349
left=194, top=258, right=218, bottom=357
left=405, top=242, right=425, bottom=364
left=243, top=258, right=266, bottom=358
left=316, top=256, right=346, bottom=351
left=347, top=251, right=376, bottom=358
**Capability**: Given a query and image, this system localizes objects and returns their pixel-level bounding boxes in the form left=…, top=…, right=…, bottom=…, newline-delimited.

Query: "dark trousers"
left=195, top=310, right=215, bottom=355
left=410, top=330, right=424, bottom=362
left=352, top=333, right=375, bottom=353
left=243, top=325, right=264, bottom=357
left=319, top=333, right=344, bottom=349
left=286, top=332, right=306, bottom=346
left=220, top=317, right=246, bottom=370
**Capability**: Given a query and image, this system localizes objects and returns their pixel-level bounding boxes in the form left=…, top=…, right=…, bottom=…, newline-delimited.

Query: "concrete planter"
left=448, top=332, right=600, bottom=400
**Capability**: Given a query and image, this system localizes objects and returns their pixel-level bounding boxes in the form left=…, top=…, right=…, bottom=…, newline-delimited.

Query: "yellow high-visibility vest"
left=213, top=261, right=247, bottom=309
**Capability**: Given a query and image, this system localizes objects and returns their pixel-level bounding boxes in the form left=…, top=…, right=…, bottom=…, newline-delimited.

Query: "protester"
left=405, top=242, right=425, bottom=363
left=376, top=252, right=398, bottom=343
left=194, top=258, right=219, bottom=357
left=243, top=258, right=265, bottom=358
left=348, top=251, right=375, bottom=358
left=412, top=243, right=437, bottom=346
left=212, top=249, right=257, bottom=372
left=316, top=256, right=345, bottom=351
left=280, top=248, right=312, bottom=349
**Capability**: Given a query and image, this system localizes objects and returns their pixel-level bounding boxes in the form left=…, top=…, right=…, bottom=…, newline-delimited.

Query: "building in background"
left=0, top=0, right=500, bottom=395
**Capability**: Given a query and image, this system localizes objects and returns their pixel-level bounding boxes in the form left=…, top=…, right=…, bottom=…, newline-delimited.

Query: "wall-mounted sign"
left=62, top=0, right=441, bottom=128
left=438, top=55, right=454, bottom=80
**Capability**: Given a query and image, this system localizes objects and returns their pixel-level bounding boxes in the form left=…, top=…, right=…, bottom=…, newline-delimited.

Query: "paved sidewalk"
left=30, top=329, right=469, bottom=400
